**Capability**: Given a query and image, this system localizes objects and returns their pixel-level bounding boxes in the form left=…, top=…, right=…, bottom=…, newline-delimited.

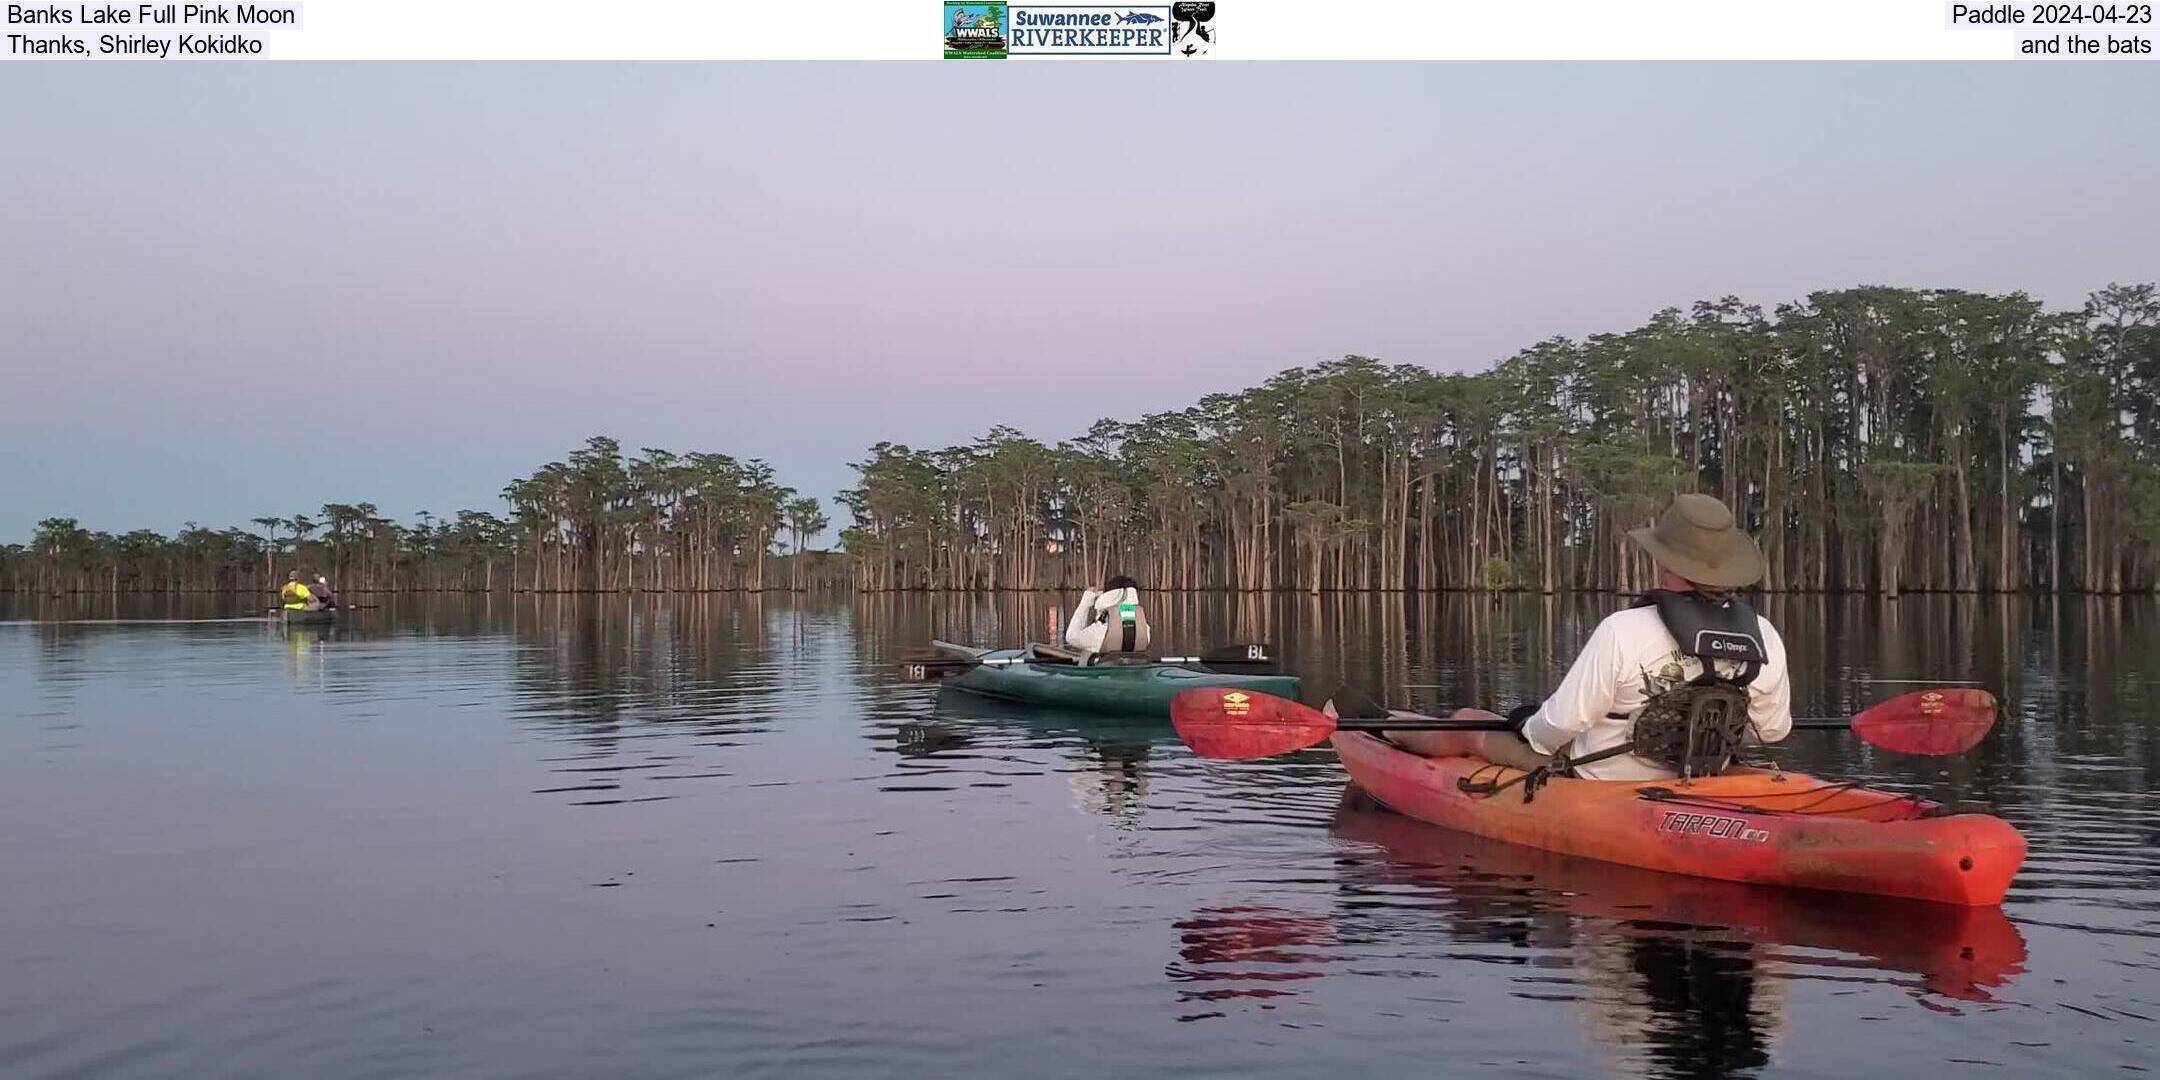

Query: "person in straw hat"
left=1388, top=493, right=1791, bottom=781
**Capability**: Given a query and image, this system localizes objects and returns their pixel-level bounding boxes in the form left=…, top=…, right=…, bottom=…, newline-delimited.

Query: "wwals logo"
left=944, top=2, right=1009, bottom=58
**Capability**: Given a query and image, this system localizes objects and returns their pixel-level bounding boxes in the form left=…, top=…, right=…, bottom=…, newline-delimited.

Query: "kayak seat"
left=1085, top=652, right=1162, bottom=667
left=1331, top=685, right=1392, bottom=720
left=1026, top=642, right=1085, bottom=665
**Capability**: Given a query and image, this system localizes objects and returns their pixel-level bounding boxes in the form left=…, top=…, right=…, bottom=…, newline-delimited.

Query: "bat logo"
left=1171, top=1, right=1215, bottom=54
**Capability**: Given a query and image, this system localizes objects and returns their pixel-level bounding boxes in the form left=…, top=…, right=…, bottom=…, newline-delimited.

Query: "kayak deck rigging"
left=1453, top=754, right=1942, bottom=823
left=1631, top=780, right=1945, bottom=823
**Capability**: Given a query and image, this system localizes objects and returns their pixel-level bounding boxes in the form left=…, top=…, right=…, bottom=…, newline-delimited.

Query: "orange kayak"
left=1332, top=789, right=2027, bottom=1001
left=1331, top=730, right=2027, bottom=906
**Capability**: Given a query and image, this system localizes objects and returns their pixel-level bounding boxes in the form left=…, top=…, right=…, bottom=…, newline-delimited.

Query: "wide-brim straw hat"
left=1626, top=493, right=1763, bottom=589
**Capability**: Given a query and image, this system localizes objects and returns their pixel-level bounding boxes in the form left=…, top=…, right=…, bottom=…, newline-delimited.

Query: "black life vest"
left=1635, top=589, right=1768, bottom=682
left=1619, top=590, right=1770, bottom=778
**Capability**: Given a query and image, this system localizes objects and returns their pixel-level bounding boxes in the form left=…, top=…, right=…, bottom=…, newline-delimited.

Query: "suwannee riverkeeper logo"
left=945, top=4, right=1209, bottom=57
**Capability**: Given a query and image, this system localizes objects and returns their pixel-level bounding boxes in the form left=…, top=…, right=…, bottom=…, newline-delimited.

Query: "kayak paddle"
left=1169, top=688, right=1997, bottom=761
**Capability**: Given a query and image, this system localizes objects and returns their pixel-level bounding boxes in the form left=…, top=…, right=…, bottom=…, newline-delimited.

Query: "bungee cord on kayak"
left=1631, top=782, right=1935, bottom=823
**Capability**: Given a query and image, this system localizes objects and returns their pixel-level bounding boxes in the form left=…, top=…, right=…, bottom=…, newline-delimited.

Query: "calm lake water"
left=1, top=592, right=2155, bottom=1078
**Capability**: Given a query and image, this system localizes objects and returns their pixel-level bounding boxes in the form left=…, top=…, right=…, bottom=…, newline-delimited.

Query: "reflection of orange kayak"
left=1331, top=789, right=2028, bottom=1003
left=1168, top=906, right=1337, bottom=1004
left=1333, top=730, right=2027, bottom=906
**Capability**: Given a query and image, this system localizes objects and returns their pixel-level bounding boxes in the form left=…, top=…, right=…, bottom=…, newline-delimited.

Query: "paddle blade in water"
left=1170, top=689, right=1334, bottom=760
left=1851, top=688, right=1997, bottom=755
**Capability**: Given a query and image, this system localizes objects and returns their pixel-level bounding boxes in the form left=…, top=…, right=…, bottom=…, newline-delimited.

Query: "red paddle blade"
left=1851, top=688, right=1998, bottom=755
left=1171, top=689, right=1335, bottom=760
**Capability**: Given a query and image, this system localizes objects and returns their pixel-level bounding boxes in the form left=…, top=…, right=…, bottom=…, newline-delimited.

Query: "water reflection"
left=1171, top=791, right=2031, bottom=1074
left=1334, top=789, right=2027, bottom=996
left=496, top=595, right=835, bottom=808
left=1331, top=790, right=2038, bottom=1074
left=0, top=592, right=2155, bottom=1078
left=1169, top=907, right=1335, bottom=1012
left=924, top=688, right=1173, bottom=823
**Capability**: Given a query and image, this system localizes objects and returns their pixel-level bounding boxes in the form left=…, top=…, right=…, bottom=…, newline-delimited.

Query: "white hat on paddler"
left=1626, top=493, right=1763, bottom=589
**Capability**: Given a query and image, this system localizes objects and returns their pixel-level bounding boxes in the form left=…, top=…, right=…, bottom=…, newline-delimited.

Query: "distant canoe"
left=281, top=608, right=336, bottom=626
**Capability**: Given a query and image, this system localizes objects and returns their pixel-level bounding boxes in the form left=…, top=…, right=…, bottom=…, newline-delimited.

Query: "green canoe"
left=933, top=640, right=1300, bottom=718
left=281, top=607, right=336, bottom=626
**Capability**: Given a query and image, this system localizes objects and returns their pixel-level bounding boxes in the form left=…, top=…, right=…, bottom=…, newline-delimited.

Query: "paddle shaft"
left=1402, top=681, right=1980, bottom=690
left=1175, top=687, right=1994, bottom=761
left=899, top=646, right=1277, bottom=682
left=927, top=654, right=1262, bottom=669
left=1331, top=716, right=1859, bottom=733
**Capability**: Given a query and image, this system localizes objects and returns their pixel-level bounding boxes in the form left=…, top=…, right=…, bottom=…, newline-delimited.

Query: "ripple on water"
left=2, top=596, right=2159, bottom=1078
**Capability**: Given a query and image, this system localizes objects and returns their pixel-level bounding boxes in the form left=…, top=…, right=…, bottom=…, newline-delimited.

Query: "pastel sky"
left=3, top=64, right=2156, bottom=543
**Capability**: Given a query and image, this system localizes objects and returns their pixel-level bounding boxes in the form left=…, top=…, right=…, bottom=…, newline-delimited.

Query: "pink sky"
left=2, top=63, right=2156, bottom=540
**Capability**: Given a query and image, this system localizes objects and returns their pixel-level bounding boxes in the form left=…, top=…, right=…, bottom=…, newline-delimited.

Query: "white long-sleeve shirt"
left=1064, top=587, right=1148, bottom=653
left=1520, top=605, right=1792, bottom=780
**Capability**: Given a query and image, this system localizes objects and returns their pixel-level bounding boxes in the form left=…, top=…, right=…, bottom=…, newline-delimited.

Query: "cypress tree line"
left=9, top=284, right=2157, bottom=598
left=839, top=284, right=2160, bottom=596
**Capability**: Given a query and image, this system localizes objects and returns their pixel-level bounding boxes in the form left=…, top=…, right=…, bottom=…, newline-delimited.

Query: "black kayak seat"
left=1024, top=642, right=1169, bottom=667
left=1331, top=685, right=1392, bottom=720
left=1086, top=652, right=1162, bottom=667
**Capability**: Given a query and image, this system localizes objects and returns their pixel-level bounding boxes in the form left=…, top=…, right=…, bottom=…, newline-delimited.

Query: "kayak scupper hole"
left=1959, top=856, right=1975, bottom=871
